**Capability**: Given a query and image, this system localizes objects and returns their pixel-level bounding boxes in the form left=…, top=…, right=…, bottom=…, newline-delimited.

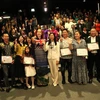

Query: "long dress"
left=14, top=43, right=27, bottom=78
left=34, top=38, right=49, bottom=86
left=72, top=39, right=88, bottom=84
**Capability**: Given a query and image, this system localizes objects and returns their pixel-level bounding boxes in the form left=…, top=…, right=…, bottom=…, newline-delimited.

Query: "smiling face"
left=19, top=36, right=24, bottom=43
left=2, top=33, right=9, bottom=42
left=37, top=29, right=42, bottom=37
left=27, top=37, right=31, bottom=43
left=49, top=33, right=55, bottom=41
left=74, top=31, right=81, bottom=40
left=62, top=30, right=68, bottom=38
left=25, top=47, right=30, bottom=54
left=90, top=28, right=97, bottom=37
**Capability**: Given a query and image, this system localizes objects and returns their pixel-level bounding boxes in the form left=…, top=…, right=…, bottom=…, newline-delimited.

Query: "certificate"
left=1, top=56, right=12, bottom=63
left=24, top=57, right=34, bottom=64
left=61, top=48, right=71, bottom=56
left=35, top=39, right=45, bottom=45
left=87, top=43, right=99, bottom=51
left=77, top=48, right=88, bottom=56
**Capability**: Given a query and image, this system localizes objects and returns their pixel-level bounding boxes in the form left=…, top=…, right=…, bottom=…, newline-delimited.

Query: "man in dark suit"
left=76, top=19, right=85, bottom=34
left=86, top=28, right=100, bottom=83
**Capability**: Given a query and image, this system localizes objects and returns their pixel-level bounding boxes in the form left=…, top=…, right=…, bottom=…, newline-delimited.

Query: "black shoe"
left=6, top=88, right=11, bottom=93
left=0, top=88, right=5, bottom=92
left=18, top=83, right=25, bottom=89
left=11, top=84, right=17, bottom=88
left=62, top=80, right=66, bottom=84
left=68, top=79, right=74, bottom=84
left=24, top=85, right=28, bottom=90
left=97, top=79, right=100, bottom=83
left=89, top=79, right=92, bottom=84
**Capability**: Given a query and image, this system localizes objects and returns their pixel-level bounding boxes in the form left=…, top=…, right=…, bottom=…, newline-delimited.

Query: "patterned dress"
left=35, top=44, right=48, bottom=68
left=72, top=39, right=88, bottom=84
left=34, top=39, right=49, bottom=86
left=34, top=38, right=49, bottom=76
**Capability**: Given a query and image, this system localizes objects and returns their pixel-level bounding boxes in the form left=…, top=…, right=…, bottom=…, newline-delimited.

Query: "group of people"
left=0, top=9, right=100, bottom=93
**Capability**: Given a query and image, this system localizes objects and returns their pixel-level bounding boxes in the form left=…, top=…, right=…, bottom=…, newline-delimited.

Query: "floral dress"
left=72, top=39, right=88, bottom=84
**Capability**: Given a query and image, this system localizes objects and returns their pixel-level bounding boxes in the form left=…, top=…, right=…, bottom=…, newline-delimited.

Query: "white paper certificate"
left=87, top=43, right=99, bottom=51
left=1, top=56, right=12, bottom=63
left=61, top=48, right=71, bottom=56
left=24, top=57, right=34, bottom=64
left=77, top=49, right=88, bottom=56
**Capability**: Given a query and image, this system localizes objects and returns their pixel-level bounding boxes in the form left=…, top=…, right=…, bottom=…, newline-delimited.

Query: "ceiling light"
left=18, top=10, right=22, bottom=12
left=3, top=16, right=11, bottom=19
left=31, top=8, right=35, bottom=12
left=44, top=7, right=48, bottom=12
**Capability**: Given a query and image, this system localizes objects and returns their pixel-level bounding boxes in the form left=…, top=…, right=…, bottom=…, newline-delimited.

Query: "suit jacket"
left=86, top=36, right=100, bottom=56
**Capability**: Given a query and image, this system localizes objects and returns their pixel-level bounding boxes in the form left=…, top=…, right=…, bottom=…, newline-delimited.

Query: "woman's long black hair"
left=24, top=46, right=32, bottom=57
left=48, top=33, right=57, bottom=45
left=17, top=35, right=25, bottom=46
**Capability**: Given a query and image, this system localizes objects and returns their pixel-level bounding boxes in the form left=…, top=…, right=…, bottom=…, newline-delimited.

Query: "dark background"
left=0, top=0, right=99, bottom=11
left=0, top=0, right=99, bottom=24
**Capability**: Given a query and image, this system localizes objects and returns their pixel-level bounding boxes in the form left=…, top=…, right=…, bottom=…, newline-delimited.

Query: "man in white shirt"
left=65, top=18, right=74, bottom=35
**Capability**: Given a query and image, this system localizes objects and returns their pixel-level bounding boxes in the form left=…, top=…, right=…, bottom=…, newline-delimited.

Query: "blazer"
left=86, top=36, right=100, bottom=55
left=44, top=42, right=60, bottom=61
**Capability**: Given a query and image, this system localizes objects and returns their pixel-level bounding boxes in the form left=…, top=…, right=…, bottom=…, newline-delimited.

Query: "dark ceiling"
left=0, top=0, right=98, bottom=10
left=0, top=0, right=99, bottom=16
left=0, top=0, right=99, bottom=24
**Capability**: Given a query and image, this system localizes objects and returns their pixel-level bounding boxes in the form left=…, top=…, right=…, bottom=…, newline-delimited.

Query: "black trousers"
left=60, top=58, right=72, bottom=81
left=0, top=67, right=3, bottom=88
left=87, top=53, right=100, bottom=80
left=2, top=64, right=15, bottom=88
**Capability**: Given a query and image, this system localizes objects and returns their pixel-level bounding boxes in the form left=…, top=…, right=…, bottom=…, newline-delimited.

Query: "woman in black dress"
left=14, top=35, right=27, bottom=88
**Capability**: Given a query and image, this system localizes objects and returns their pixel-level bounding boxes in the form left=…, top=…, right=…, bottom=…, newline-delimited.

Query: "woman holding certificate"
left=14, top=35, right=27, bottom=88
left=44, top=33, right=60, bottom=86
left=71, top=31, right=88, bottom=85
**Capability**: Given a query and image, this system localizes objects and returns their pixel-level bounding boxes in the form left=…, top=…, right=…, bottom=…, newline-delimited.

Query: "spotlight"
left=3, top=12, right=6, bottom=14
left=3, top=16, right=11, bottom=19
left=83, top=0, right=86, bottom=2
left=44, top=7, right=48, bottom=12
left=44, top=2, right=46, bottom=4
left=0, top=17, right=2, bottom=20
left=56, top=7, right=59, bottom=9
left=31, top=8, right=35, bottom=12
left=18, top=10, right=22, bottom=12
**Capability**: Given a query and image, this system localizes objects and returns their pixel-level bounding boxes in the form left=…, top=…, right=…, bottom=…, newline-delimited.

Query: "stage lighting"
left=31, top=8, right=35, bottom=12
left=3, top=16, right=11, bottom=19
left=56, top=7, right=59, bottom=9
left=83, top=0, right=86, bottom=2
left=3, top=12, right=6, bottom=14
left=44, top=2, right=46, bottom=4
left=44, top=7, right=48, bottom=12
left=18, top=10, right=22, bottom=12
left=0, top=17, right=2, bottom=20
